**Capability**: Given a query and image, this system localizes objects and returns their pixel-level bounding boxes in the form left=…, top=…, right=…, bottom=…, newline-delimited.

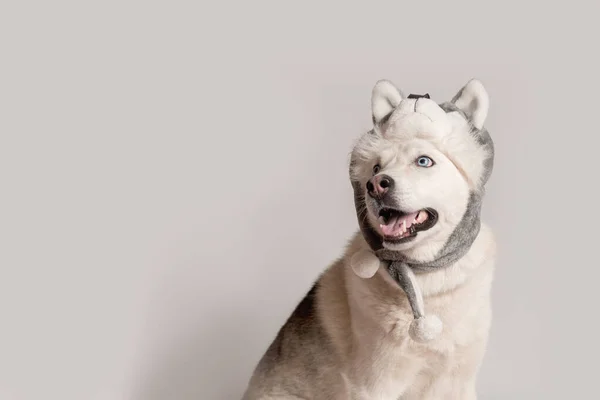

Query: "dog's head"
left=350, top=79, right=494, bottom=263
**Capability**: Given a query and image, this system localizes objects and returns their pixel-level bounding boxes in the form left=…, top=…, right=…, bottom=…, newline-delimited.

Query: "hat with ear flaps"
left=349, top=78, right=495, bottom=343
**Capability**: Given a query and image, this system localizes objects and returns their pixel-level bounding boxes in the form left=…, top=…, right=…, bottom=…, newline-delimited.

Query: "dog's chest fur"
left=316, top=225, right=496, bottom=399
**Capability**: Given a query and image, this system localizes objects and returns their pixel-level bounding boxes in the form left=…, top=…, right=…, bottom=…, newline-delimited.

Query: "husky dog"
left=242, top=78, right=496, bottom=400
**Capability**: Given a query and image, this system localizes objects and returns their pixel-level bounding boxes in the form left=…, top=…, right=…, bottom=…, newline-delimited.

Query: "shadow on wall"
left=132, top=307, right=257, bottom=400
left=129, top=228, right=278, bottom=400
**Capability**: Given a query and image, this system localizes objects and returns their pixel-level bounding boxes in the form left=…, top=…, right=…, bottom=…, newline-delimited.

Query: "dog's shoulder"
left=259, top=282, right=322, bottom=367
left=246, top=264, right=344, bottom=397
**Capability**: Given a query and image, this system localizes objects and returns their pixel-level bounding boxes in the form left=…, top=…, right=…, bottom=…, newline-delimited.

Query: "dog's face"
left=350, top=79, right=493, bottom=259
left=355, top=136, right=470, bottom=253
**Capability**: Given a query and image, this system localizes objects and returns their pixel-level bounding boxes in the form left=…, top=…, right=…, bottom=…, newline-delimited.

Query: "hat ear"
left=451, top=79, right=489, bottom=129
left=371, top=80, right=403, bottom=124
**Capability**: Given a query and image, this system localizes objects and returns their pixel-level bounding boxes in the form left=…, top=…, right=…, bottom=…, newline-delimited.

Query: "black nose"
left=366, top=174, right=394, bottom=199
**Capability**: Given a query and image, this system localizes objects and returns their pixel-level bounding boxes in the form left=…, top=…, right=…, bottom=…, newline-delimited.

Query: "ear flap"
left=451, top=79, right=489, bottom=129
left=371, top=80, right=403, bottom=124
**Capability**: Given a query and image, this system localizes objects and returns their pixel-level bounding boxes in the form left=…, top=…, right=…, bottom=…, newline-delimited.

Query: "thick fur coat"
left=242, top=78, right=496, bottom=400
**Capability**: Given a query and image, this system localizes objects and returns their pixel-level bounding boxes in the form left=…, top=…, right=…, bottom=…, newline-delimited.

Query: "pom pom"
left=350, top=249, right=381, bottom=279
left=408, top=315, right=443, bottom=342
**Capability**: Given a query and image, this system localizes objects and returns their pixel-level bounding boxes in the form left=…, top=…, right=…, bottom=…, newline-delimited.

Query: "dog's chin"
left=372, top=207, right=439, bottom=249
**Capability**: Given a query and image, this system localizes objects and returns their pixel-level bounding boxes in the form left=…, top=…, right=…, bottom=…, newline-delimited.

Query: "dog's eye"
left=416, top=156, right=434, bottom=168
left=372, top=164, right=381, bottom=174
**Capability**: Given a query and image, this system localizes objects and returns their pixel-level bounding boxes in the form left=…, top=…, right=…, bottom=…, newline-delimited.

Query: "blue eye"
left=416, top=156, right=434, bottom=168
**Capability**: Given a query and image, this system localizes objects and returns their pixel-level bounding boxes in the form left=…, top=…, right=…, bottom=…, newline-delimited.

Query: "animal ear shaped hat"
left=349, top=79, right=495, bottom=342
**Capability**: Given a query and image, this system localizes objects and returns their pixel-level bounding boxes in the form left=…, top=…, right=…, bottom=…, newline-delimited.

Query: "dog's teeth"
left=398, top=224, right=405, bottom=236
left=402, top=220, right=407, bottom=231
left=416, top=211, right=428, bottom=223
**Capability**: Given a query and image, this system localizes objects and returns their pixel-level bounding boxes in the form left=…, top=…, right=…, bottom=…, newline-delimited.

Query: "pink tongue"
left=380, top=211, right=420, bottom=236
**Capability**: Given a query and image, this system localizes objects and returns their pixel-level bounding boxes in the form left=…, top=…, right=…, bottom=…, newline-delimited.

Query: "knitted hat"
left=349, top=79, right=495, bottom=342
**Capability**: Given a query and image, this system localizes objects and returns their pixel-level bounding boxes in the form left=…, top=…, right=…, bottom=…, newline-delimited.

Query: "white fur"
left=336, top=224, right=496, bottom=399
left=352, top=250, right=444, bottom=342
left=353, top=135, right=471, bottom=259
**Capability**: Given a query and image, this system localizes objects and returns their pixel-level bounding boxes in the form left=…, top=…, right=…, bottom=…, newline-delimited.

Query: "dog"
left=242, top=78, right=496, bottom=400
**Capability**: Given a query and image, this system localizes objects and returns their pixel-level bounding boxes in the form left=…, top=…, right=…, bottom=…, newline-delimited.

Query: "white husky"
left=242, top=78, right=496, bottom=400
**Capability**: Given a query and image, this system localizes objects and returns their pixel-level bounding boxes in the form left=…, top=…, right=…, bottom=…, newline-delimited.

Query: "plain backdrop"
left=1, top=1, right=599, bottom=399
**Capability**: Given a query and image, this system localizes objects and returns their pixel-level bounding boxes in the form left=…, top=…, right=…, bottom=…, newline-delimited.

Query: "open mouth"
left=377, top=207, right=438, bottom=243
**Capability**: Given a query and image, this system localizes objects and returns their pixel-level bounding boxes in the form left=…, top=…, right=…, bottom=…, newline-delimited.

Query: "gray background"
left=1, top=1, right=599, bottom=399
